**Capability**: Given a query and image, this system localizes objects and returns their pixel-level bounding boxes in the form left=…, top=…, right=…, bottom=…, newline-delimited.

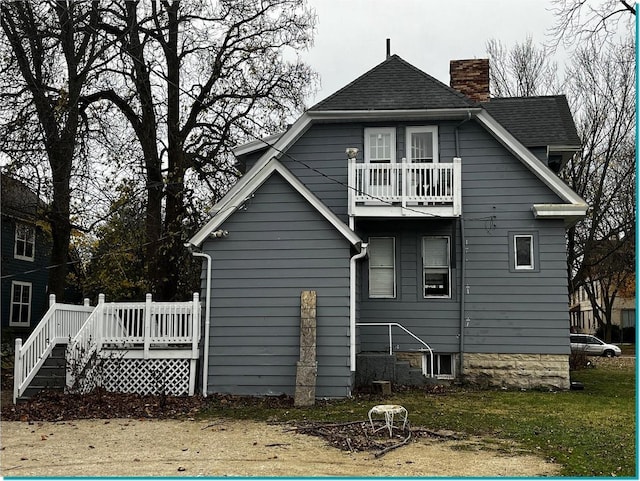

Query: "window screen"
left=423, top=236, right=450, bottom=297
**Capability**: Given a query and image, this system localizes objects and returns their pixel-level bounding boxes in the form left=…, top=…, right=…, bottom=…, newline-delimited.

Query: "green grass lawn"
left=203, top=358, right=636, bottom=477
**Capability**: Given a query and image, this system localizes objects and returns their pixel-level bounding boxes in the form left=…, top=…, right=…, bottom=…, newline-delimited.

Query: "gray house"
left=188, top=55, right=586, bottom=398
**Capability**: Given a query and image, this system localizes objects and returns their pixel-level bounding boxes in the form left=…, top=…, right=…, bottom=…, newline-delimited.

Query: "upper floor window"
left=15, top=222, right=35, bottom=261
left=10, top=281, right=32, bottom=327
left=406, top=126, right=438, bottom=163
left=423, top=236, right=450, bottom=298
left=365, top=128, right=396, bottom=164
left=368, top=237, right=396, bottom=298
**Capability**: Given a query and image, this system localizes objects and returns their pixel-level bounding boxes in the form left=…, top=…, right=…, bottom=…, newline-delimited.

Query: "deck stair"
left=13, top=293, right=201, bottom=403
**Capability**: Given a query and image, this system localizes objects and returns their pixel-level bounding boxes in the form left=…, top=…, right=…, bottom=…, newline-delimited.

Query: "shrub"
left=569, top=348, right=590, bottom=370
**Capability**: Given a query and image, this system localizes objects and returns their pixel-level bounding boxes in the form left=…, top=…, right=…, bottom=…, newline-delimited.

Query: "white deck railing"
left=66, top=293, right=201, bottom=392
left=13, top=295, right=94, bottom=403
left=348, top=158, right=461, bottom=216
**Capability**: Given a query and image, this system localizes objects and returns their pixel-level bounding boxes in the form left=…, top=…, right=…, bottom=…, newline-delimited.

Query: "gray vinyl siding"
left=355, top=120, right=571, bottom=357
left=459, top=121, right=569, bottom=355
left=278, top=123, right=362, bottom=222
left=201, top=172, right=353, bottom=398
left=357, top=219, right=461, bottom=354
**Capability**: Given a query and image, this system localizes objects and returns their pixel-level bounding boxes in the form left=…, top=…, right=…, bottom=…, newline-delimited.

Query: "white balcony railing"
left=348, top=157, right=461, bottom=217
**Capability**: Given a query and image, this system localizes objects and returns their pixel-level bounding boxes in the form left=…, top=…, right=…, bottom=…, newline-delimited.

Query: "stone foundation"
left=462, top=353, right=570, bottom=390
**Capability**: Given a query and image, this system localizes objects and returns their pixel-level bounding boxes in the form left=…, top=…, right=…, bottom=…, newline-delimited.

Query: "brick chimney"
left=449, top=59, right=490, bottom=103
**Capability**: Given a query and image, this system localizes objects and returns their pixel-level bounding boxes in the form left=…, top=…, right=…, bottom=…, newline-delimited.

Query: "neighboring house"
left=188, top=54, right=587, bottom=398
left=1, top=174, right=52, bottom=339
left=570, top=282, right=636, bottom=338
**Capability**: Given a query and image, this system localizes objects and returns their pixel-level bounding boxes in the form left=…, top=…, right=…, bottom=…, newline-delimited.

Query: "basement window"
left=423, top=353, right=455, bottom=380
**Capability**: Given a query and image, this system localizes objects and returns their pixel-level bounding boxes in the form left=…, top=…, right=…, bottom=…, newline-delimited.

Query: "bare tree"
left=486, top=36, right=560, bottom=97
left=563, top=36, right=635, bottom=339
left=0, top=1, right=113, bottom=299
left=85, top=0, right=318, bottom=300
left=548, top=0, right=635, bottom=50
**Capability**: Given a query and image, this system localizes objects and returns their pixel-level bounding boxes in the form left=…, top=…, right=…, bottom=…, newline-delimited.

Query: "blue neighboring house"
left=1, top=174, right=52, bottom=340
left=187, top=55, right=587, bottom=398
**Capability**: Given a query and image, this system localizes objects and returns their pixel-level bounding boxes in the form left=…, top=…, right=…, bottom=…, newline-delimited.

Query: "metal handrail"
left=356, top=322, right=434, bottom=378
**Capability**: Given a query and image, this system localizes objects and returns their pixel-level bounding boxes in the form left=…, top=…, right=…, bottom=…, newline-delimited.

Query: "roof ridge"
left=309, top=54, right=475, bottom=111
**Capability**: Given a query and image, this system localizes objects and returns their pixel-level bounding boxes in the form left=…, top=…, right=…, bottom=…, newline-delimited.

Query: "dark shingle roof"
left=310, top=55, right=475, bottom=111
left=481, top=96, right=581, bottom=148
left=1, top=173, right=45, bottom=221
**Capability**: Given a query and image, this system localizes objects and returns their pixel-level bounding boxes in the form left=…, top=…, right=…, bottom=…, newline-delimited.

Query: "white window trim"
left=364, top=127, right=396, bottom=164
left=14, top=222, right=35, bottom=262
left=422, top=352, right=456, bottom=380
left=514, top=234, right=535, bottom=270
left=9, top=281, right=32, bottom=327
left=405, top=126, right=439, bottom=163
left=368, top=236, right=396, bottom=298
left=422, top=235, right=451, bottom=299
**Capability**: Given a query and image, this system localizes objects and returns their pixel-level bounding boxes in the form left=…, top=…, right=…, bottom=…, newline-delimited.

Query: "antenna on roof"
left=386, top=38, right=391, bottom=59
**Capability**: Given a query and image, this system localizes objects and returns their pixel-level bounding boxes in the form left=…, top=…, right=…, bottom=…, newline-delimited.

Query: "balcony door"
left=364, top=128, right=396, bottom=200
left=406, top=126, right=438, bottom=198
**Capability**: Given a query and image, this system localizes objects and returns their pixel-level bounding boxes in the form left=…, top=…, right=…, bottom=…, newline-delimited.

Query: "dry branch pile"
left=290, top=420, right=462, bottom=458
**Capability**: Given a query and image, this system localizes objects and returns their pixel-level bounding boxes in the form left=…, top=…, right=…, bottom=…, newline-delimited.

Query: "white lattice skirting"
left=101, top=358, right=193, bottom=396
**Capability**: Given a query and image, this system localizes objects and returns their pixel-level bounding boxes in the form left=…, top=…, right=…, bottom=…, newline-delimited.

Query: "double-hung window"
left=368, top=237, right=395, bottom=298
left=10, top=281, right=32, bottom=327
left=15, top=222, right=35, bottom=261
left=422, top=236, right=450, bottom=298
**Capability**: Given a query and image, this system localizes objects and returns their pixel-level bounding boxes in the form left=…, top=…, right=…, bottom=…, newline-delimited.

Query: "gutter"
left=185, top=229, right=227, bottom=397
left=349, top=243, right=368, bottom=372
left=455, top=113, right=471, bottom=380
left=190, top=250, right=212, bottom=397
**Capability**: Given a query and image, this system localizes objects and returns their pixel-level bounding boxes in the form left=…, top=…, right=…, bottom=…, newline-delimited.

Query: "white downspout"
left=189, top=250, right=212, bottom=397
left=350, top=243, right=368, bottom=372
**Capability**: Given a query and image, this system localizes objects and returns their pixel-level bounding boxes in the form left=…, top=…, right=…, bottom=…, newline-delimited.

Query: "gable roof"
left=218, top=55, right=587, bottom=229
left=310, top=55, right=475, bottom=111
left=188, top=157, right=363, bottom=248
left=1, top=173, right=46, bottom=222
left=481, top=96, right=581, bottom=149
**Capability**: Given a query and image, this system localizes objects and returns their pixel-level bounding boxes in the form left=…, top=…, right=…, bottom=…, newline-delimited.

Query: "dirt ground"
left=1, top=418, right=559, bottom=477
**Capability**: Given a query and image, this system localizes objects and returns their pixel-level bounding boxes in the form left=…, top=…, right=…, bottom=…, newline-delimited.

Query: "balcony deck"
left=348, top=158, right=461, bottom=217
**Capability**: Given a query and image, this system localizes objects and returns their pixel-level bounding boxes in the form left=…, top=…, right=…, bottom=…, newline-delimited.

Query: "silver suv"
left=570, top=334, right=621, bottom=357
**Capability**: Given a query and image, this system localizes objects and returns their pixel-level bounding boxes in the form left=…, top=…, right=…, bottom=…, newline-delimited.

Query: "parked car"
left=570, top=334, right=622, bottom=357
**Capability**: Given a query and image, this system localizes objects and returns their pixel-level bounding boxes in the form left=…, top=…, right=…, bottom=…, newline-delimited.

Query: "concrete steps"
left=355, top=352, right=433, bottom=390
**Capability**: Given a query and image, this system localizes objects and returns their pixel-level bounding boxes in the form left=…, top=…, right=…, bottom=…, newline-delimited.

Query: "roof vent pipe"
left=386, top=38, right=391, bottom=59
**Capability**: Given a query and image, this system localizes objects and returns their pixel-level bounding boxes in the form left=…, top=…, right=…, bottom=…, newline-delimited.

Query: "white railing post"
left=84, top=298, right=90, bottom=307
left=49, top=294, right=56, bottom=307
left=13, top=338, right=22, bottom=404
left=144, top=293, right=152, bottom=359
left=348, top=155, right=355, bottom=216
left=97, top=294, right=105, bottom=352
left=388, top=325, right=393, bottom=355
left=453, top=157, right=462, bottom=216
left=401, top=158, right=407, bottom=210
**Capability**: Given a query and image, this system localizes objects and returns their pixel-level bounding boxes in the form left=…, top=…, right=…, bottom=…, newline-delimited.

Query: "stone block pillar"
left=295, top=290, right=318, bottom=406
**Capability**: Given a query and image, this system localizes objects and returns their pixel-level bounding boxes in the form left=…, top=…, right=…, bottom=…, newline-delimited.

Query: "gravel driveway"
left=2, top=418, right=559, bottom=477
